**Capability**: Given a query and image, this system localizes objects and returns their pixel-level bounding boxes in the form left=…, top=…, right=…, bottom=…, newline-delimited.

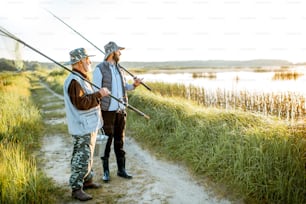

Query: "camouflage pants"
left=69, top=131, right=97, bottom=190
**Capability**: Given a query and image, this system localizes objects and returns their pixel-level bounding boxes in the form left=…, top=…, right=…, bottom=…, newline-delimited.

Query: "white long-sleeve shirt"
left=93, top=62, right=134, bottom=111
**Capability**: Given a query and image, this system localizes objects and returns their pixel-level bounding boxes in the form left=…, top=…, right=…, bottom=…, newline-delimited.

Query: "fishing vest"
left=96, top=61, right=127, bottom=111
left=63, top=72, right=103, bottom=135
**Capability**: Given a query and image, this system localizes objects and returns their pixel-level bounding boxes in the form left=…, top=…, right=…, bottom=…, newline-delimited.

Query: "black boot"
left=101, top=157, right=110, bottom=182
left=116, top=157, right=133, bottom=179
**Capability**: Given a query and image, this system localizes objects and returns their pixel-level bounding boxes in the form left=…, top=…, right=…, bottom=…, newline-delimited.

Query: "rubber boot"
left=116, top=157, right=133, bottom=179
left=101, top=157, right=110, bottom=182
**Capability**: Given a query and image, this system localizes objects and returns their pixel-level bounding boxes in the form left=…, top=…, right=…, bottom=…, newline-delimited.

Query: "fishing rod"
left=46, top=9, right=152, bottom=92
left=0, top=27, right=150, bottom=119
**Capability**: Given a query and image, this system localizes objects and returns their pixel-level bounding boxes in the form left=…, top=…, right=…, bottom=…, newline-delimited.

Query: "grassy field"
left=35, top=68, right=67, bottom=95
left=0, top=72, right=62, bottom=203
left=127, top=89, right=305, bottom=204
left=1, top=68, right=305, bottom=204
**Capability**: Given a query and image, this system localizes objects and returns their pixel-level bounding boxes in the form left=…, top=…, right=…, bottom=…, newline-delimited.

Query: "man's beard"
left=82, top=61, right=92, bottom=72
left=113, top=53, right=120, bottom=63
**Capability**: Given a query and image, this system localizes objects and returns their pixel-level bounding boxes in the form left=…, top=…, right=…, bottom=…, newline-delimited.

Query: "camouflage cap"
left=67, top=48, right=95, bottom=65
left=104, top=41, right=124, bottom=60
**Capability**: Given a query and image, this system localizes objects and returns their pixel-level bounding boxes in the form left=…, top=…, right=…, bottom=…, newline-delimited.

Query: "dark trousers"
left=101, top=110, right=127, bottom=159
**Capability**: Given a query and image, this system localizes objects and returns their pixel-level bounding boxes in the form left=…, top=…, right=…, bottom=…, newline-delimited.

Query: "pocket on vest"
left=80, top=111, right=100, bottom=131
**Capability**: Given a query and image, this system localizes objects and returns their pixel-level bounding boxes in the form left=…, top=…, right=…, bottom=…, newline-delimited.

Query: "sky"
left=0, top=0, right=306, bottom=63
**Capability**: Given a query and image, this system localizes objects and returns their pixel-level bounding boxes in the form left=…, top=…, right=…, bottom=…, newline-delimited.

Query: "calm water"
left=137, top=66, right=306, bottom=96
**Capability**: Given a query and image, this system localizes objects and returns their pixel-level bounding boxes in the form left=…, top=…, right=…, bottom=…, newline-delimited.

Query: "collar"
left=72, top=69, right=89, bottom=80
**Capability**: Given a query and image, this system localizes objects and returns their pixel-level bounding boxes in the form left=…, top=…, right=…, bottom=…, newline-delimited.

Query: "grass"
left=0, top=142, right=62, bottom=203
left=0, top=72, right=63, bottom=203
left=145, top=81, right=306, bottom=122
left=0, top=72, right=43, bottom=147
left=35, top=68, right=67, bottom=96
left=29, top=75, right=66, bottom=131
left=31, top=68, right=306, bottom=203
left=126, top=88, right=306, bottom=204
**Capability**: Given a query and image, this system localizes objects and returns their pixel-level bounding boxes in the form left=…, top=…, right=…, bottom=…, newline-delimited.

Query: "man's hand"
left=99, top=87, right=110, bottom=97
left=133, top=77, right=143, bottom=88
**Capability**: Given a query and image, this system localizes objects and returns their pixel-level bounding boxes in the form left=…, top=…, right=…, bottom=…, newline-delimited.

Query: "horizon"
left=2, top=56, right=305, bottom=65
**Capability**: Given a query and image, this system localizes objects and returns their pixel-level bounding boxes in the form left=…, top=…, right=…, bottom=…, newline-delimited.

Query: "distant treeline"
left=0, top=58, right=59, bottom=72
left=0, top=58, right=19, bottom=71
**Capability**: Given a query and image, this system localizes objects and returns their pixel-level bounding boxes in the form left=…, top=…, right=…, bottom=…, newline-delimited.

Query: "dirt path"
left=38, top=82, right=233, bottom=204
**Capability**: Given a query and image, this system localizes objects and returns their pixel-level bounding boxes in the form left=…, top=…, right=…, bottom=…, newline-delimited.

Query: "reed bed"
left=272, top=71, right=304, bottom=80
left=127, top=89, right=306, bottom=204
left=146, top=82, right=306, bottom=122
left=0, top=72, right=60, bottom=203
left=192, top=72, right=217, bottom=79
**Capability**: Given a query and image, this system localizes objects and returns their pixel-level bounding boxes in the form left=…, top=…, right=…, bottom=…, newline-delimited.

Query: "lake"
left=136, top=66, right=306, bottom=96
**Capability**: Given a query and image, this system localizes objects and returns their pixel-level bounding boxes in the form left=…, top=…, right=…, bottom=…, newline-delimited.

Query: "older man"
left=63, top=48, right=110, bottom=201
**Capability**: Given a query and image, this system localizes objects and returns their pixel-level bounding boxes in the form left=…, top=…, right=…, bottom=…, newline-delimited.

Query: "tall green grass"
left=0, top=72, right=60, bottom=203
left=35, top=68, right=67, bottom=95
left=127, top=89, right=306, bottom=204
left=0, top=72, right=41, bottom=145
left=0, top=142, right=60, bottom=203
